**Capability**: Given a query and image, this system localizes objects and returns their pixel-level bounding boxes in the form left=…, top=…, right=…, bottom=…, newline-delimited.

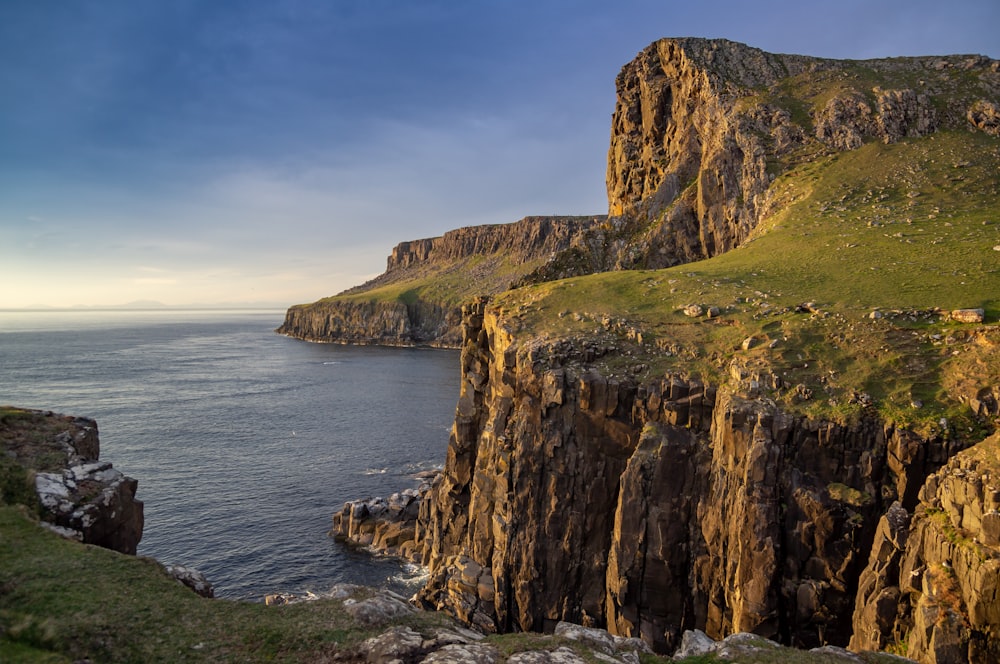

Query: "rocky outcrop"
left=379, top=217, right=602, bottom=276
left=35, top=460, right=144, bottom=555
left=525, top=39, right=1000, bottom=278
left=278, top=216, right=603, bottom=347
left=331, top=473, right=438, bottom=563
left=1, top=409, right=143, bottom=555
left=850, top=433, right=1000, bottom=663
left=406, top=299, right=986, bottom=656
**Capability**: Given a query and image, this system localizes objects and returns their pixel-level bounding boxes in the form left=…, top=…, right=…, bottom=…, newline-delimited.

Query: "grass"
left=0, top=504, right=465, bottom=663
left=491, top=130, right=1000, bottom=435
left=0, top=408, right=82, bottom=473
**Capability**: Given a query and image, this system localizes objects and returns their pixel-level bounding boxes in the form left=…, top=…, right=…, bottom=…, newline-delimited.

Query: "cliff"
left=409, top=301, right=998, bottom=659
left=308, top=36, right=1000, bottom=661
left=527, top=38, right=1000, bottom=280
left=850, top=432, right=1000, bottom=662
left=0, top=407, right=143, bottom=555
left=278, top=215, right=603, bottom=347
left=391, top=38, right=999, bottom=661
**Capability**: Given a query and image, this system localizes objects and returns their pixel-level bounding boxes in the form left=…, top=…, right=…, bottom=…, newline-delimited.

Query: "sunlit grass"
left=493, top=131, right=1000, bottom=435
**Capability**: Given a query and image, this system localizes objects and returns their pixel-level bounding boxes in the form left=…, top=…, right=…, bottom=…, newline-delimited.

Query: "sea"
left=0, top=309, right=460, bottom=600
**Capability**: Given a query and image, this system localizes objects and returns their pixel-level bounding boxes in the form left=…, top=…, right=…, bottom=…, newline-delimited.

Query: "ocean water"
left=0, top=310, right=459, bottom=600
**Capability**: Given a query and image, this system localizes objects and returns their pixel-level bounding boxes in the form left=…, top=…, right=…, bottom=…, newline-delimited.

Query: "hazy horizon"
left=2, top=0, right=998, bottom=309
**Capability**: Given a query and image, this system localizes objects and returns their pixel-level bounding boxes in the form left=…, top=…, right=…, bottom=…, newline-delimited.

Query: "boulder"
left=35, top=460, right=143, bottom=555
left=950, top=308, right=985, bottom=323
left=164, top=564, right=214, bottom=598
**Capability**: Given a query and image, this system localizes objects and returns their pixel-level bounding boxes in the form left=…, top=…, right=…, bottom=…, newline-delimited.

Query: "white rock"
left=672, top=629, right=717, bottom=659
left=554, top=622, right=614, bottom=654
left=422, top=643, right=499, bottom=663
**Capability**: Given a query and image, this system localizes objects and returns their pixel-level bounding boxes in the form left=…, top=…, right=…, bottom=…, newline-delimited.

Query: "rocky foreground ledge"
left=0, top=408, right=144, bottom=554
left=262, top=581, right=906, bottom=663
left=0, top=407, right=214, bottom=597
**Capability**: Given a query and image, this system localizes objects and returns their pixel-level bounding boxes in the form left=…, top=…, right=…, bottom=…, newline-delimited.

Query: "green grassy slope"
left=493, top=130, right=1000, bottom=435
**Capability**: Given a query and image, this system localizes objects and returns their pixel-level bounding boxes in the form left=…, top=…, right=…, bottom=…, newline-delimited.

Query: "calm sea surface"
left=0, top=310, right=459, bottom=600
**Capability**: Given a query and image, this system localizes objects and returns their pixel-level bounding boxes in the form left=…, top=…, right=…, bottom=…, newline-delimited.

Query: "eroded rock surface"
left=402, top=300, right=983, bottom=658
left=850, top=433, right=1000, bottom=663
left=332, top=477, right=436, bottom=564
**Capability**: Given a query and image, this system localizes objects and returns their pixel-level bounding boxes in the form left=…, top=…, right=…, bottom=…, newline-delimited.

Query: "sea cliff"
left=0, top=407, right=143, bottom=555
left=328, top=37, right=1000, bottom=662
left=404, top=299, right=998, bottom=661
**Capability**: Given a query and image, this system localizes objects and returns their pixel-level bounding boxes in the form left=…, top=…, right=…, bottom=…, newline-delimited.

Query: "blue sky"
left=2, top=1, right=997, bottom=308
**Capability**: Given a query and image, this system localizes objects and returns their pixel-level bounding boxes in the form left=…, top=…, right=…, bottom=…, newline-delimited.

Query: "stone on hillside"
left=683, top=304, right=704, bottom=317
left=554, top=622, right=614, bottom=654
left=343, top=591, right=415, bottom=627
left=360, top=625, right=425, bottom=663
left=950, top=308, right=984, bottom=323
left=164, top=564, right=214, bottom=598
left=968, top=100, right=1000, bottom=136
left=809, top=645, right=864, bottom=661
left=672, top=629, right=717, bottom=659
left=421, top=643, right=499, bottom=663
left=507, top=647, right=588, bottom=664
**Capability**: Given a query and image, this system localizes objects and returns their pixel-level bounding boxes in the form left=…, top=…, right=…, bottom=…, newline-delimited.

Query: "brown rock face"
left=851, top=433, right=1000, bottom=663
left=550, top=38, right=1000, bottom=276
left=411, top=301, right=973, bottom=654
left=607, top=38, right=812, bottom=227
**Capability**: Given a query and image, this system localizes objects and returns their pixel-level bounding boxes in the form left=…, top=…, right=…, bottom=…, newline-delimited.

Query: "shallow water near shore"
left=0, top=310, right=459, bottom=600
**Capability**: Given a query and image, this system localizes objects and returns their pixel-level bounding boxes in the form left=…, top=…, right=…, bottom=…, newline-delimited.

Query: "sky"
left=1, top=1, right=998, bottom=309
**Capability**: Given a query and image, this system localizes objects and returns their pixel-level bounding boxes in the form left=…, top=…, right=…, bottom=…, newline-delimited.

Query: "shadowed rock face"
left=410, top=300, right=988, bottom=656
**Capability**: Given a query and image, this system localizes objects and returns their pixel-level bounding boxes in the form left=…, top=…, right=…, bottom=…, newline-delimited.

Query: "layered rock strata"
left=403, top=299, right=989, bottom=658
left=278, top=216, right=603, bottom=347
left=331, top=474, right=438, bottom=564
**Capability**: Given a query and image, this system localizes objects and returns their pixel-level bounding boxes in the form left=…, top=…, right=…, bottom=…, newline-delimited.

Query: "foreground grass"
left=0, top=505, right=458, bottom=663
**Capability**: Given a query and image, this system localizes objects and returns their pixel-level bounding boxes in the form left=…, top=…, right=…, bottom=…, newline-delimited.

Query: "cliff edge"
left=0, top=407, right=143, bottom=555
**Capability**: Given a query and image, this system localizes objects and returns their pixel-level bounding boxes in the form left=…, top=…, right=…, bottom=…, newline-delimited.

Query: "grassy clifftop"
left=492, top=130, right=999, bottom=434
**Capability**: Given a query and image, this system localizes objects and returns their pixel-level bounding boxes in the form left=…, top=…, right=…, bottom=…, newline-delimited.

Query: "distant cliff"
left=278, top=215, right=603, bottom=347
